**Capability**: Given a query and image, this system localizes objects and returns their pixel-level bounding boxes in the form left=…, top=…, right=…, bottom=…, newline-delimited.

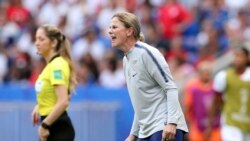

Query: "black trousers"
left=41, top=112, right=75, bottom=141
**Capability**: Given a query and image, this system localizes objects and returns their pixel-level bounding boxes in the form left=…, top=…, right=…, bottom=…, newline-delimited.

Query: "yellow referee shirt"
left=35, top=56, right=70, bottom=116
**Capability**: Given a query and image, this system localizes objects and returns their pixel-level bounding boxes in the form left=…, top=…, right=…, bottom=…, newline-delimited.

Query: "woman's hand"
left=162, top=123, right=177, bottom=141
left=39, top=126, right=49, bottom=141
left=31, top=105, right=39, bottom=126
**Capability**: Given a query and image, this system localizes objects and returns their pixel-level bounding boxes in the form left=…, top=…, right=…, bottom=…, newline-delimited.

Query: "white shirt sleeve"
left=241, top=67, right=250, bottom=81
left=213, top=71, right=227, bottom=93
left=130, top=115, right=139, bottom=136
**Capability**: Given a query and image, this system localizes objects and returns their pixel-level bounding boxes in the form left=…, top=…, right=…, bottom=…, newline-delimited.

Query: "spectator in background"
left=76, top=58, right=92, bottom=85
left=3, top=42, right=33, bottom=83
left=226, top=9, right=250, bottom=46
left=166, top=37, right=195, bottom=92
left=64, top=0, right=88, bottom=41
left=179, top=0, right=198, bottom=9
left=225, top=0, right=249, bottom=16
left=17, top=19, right=39, bottom=60
left=6, top=0, right=31, bottom=28
left=136, top=0, right=167, bottom=51
left=109, top=12, right=188, bottom=141
left=97, top=0, right=125, bottom=36
left=197, top=0, right=229, bottom=54
left=211, top=47, right=250, bottom=141
left=184, top=61, right=221, bottom=141
left=0, top=4, right=20, bottom=48
left=0, top=5, right=9, bottom=83
left=156, top=0, right=192, bottom=40
left=196, top=19, right=227, bottom=66
left=0, top=43, right=8, bottom=83
left=143, top=23, right=159, bottom=46
left=72, top=26, right=106, bottom=62
left=32, top=24, right=76, bottom=141
left=10, top=51, right=32, bottom=82
left=37, top=0, right=68, bottom=26
left=77, top=53, right=99, bottom=85
left=22, top=0, right=44, bottom=17
left=98, top=49, right=125, bottom=88
left=84, top=0, right=106, bottom=17
left=136, top=0, right=156, bottom=30
left=125, top=0, right=137, bottom=13
left=28, top=58, right=45, bottom=85
left=198, top=0, right=228, bottom=29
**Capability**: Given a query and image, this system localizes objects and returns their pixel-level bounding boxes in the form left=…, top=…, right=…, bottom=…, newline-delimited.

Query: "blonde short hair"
left=112, top=12, right=144, bottom=41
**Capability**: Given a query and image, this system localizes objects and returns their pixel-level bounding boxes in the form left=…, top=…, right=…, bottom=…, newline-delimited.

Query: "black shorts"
left=41, top=112, right=75, bottom=141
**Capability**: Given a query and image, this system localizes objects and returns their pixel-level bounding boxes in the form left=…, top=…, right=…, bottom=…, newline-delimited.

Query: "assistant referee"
left=31, top=24, right=77, bottom=141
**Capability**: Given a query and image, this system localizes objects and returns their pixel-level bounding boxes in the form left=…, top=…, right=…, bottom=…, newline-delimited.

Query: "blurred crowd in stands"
left=0, top=0, right=249, bottom=90
left=1, top=0, right=250, bottom=140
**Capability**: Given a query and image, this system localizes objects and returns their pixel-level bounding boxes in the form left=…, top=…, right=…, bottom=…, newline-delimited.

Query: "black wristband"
left=41, top=122, right=50, bottom=130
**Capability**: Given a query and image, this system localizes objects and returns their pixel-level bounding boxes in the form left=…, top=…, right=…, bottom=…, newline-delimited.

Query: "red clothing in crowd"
left=6, top=4, right=30, bottom=26
left=157, top=2, right=191, bottom=39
